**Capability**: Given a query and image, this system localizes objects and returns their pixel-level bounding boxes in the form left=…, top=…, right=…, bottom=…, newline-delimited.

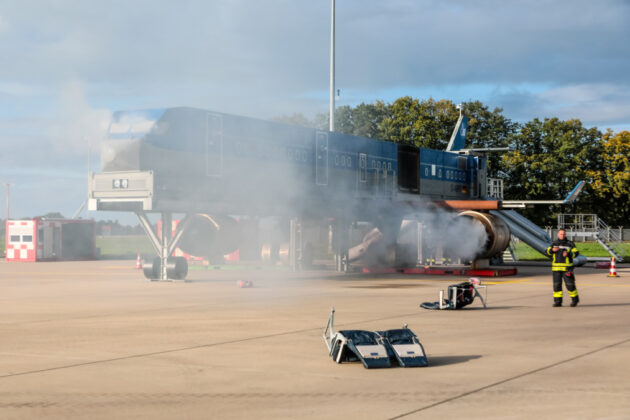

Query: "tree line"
left=274, top=97, right=629, bottom=227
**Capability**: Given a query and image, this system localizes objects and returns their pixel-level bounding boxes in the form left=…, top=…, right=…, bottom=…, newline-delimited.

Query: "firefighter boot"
left=570, top=296, right=579, bottom=307
left=553, top=298, right=562, bottom=307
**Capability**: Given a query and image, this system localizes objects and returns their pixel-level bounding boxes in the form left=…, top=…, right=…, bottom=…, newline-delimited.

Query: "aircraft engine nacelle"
left=177, top=214, right=240, bottom=261
left=456, top=210, right=511, bottom=259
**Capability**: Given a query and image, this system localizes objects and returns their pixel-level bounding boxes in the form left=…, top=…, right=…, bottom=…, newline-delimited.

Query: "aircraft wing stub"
left=501, top=181, right=586, bottom=208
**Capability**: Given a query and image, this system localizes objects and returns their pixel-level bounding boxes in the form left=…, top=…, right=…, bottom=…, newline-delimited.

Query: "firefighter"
left=546, top=229, right=580, bottom=307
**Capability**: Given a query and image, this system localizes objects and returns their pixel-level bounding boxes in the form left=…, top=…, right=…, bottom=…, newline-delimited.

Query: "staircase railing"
left=596, top=218, right=624, bottom=262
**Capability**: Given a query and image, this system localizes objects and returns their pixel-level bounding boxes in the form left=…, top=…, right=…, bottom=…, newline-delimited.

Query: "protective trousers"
left=553, top=270, right=579, bottom=304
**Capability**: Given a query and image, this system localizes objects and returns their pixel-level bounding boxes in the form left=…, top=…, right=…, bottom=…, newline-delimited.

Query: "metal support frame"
left=135, top=211, right=194, bottom=281
left=438, top=283, right=487, bottom=309
left=333, top=219, right=349, bottom=272
left=323, top=307, right=336, bottom=352
left=416, top=221, right=423, bottom=266
left=289, top=218, right=303, bottom=271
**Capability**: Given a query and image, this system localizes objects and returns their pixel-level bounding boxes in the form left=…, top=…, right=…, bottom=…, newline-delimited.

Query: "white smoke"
left=438, top=213, right=488, bottom=261
left=50, top=80, right=112, bottom=158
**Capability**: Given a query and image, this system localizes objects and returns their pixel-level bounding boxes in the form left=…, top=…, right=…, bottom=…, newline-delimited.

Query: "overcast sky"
left=1, top=0, right=629, bottom=221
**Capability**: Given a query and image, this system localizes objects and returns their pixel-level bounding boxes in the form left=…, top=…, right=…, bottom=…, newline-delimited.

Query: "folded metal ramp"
left=380, top=329, right=428, bottom=367
left=336, top=330, right=391, bottom=369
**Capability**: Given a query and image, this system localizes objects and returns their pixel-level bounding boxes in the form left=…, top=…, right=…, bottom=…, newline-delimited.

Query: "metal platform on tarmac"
left=362, top=265, right=518, bottom=277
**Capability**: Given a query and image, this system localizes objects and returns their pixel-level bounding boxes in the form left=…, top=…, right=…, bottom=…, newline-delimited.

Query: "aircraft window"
left=10, top=235, right=20, bottom=243
left=388, top=162, right=392, bottom=171
left=431, top=165, right=436, bottom=176
left=22, top=235, right=33, bottom=243
left=438, top=168, right=442, bottom=178
left=377, top=161, right=381, bottom=169
left=425, top=167, right=429, bottom=176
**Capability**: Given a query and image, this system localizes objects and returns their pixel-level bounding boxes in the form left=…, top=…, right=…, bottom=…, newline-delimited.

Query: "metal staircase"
left=502, top=237, right=518, bottom=263
left=558, top=214, right=625, bottom=262
left=595, top=218, right=624, bottom=262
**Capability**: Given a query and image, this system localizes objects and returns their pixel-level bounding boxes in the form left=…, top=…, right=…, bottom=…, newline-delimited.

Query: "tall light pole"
left=329, top=0, right=335, bottom=132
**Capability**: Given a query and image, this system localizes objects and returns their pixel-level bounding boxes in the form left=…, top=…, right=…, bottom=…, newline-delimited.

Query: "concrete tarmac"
left=0, top=260, right=629, bottom=419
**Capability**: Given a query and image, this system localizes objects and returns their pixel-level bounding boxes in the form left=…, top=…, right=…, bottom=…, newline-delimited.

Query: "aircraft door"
left=315, top=132, right=328, bottom=186
left=206, top=113, right=223, bottom=177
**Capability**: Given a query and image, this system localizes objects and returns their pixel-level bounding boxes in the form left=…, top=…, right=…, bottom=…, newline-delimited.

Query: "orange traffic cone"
left=608, top=257, right=619, bottom=277
left=136, top=252, right=142, bottom=269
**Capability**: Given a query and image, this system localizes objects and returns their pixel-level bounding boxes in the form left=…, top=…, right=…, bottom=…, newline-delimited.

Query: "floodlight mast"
left=329, top=0, right=335, bottom=132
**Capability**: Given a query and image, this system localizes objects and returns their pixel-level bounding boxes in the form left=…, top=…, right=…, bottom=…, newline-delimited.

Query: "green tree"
left=588, top=130, right=630, bottom=226
left=378, top=97, right=458, bottom=149
left=271, top=113, right=316, bottom=128
left=460, top=101, right=518, bottom=177
left=335, top=101, right=391, bottom=138
left=37, top=212, right=65, bottom=219
left=501, top=118, right=603, bottom=226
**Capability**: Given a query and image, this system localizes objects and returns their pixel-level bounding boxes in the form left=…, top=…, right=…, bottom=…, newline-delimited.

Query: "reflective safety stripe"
left=569, top=290, right=579, bottom=298
left=552, top=266, right=573, bottom=271
left=553, top=291, right=563, bottom=298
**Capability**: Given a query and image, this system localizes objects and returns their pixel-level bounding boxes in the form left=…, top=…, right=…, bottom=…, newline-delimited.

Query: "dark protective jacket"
left=546, top=238, right=579, bottom=271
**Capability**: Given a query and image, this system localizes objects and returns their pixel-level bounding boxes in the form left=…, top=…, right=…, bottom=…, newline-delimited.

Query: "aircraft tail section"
left=446, top=115, right=468, bottom=152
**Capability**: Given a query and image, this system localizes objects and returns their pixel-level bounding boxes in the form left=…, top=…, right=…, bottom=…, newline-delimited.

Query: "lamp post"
left=329, top=0, right=335, bottom=132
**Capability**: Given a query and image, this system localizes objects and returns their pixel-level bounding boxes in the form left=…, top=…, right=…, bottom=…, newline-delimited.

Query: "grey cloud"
left=1, top=0, right=629, bottom=218
left=490, top=82, right=630, bottom=127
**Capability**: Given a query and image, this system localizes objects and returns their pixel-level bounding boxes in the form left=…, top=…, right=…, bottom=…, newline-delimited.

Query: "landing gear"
left=142, top=256, right=188, bottom=280
left=136, top=211, right=192, bottom=281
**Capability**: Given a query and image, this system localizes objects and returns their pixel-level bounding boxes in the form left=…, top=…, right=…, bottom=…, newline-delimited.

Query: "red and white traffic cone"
left=608, top=257, right=619, bottom=277
left=136, top=252, right=142, bottom=269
